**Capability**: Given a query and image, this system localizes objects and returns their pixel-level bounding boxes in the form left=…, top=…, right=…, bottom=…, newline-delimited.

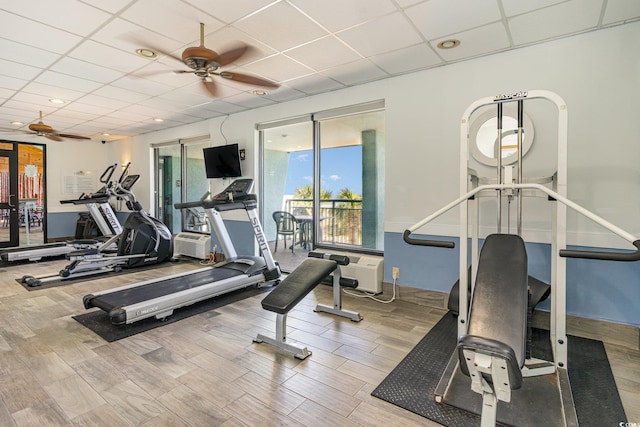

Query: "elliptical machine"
left=113, top=166, right=173, bottom=269
left=20, top=163, right=173, bottom=286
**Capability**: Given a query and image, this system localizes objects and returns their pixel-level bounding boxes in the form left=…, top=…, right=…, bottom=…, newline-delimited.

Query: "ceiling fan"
left=136, top=23, right=279, bottom=97
left=0, top=111, right=90, bottom=142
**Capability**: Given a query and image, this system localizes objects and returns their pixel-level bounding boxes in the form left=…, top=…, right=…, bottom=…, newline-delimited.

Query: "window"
left=153, top=136, right=210, bottom=234
left=260, top=102, right=385, bottom=271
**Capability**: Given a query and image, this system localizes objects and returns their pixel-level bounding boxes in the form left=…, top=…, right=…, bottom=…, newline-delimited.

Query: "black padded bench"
left=255, top=252, right=362, bottom=359
left=457, top=233, right=529, bottom=426
left=261, top=257, right=338, bottom=314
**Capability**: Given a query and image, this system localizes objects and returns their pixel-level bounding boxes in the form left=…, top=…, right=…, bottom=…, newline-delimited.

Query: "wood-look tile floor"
left=0, top=258, right=638, bottom=426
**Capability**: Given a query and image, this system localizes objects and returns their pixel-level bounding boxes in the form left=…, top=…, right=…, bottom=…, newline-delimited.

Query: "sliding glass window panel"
left=317, top=109, right=385, bottom=252
left=154, top=144, right=181, bottom=234
left=261, top=120, right=313, bottom=272
left=183, top=140, right=210, bottom=233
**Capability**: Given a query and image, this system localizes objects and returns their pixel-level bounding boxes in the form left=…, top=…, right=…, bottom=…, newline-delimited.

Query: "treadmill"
left=83, top=178, right=282, bottom=325
left=0, top=164, right=125, bottom=263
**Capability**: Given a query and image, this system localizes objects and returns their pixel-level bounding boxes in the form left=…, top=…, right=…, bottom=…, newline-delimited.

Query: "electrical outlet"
left=392, top=267, right=400, bottom=279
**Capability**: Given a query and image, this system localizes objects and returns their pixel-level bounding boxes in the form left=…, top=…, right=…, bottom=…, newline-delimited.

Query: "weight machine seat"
left=458, top=233, right=529, bottom=389
left=261, top=258, right=338, bottom=314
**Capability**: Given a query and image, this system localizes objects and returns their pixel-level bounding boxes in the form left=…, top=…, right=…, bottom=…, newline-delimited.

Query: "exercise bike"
left=19, top=163, right=173, bottom=286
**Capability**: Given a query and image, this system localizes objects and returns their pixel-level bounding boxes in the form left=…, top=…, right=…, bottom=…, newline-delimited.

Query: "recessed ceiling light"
left=153, top=118, right=164, bottom=122
left=252, top=89, right=267, bottom=96
left=102, top=133, right=110, bottom=136
left=136, top=48, right=157, bottom=58
left=49, top=98, right=65, bottom=104
left=10, top=121, right=23, bottom=125
left=437, top=39, right=461, bottom=49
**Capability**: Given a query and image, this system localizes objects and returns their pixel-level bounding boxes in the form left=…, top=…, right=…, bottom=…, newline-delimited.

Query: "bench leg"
left=314, top=268, right=363, bottom=322
left=254, top=313, right=312, bottom=360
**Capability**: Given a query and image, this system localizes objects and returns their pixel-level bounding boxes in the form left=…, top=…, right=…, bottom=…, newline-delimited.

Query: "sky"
left=285, top=145, right=362, bottom=196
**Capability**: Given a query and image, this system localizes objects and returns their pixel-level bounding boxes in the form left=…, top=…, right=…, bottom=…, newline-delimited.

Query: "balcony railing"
left=284, top=198, right=362, bottom=247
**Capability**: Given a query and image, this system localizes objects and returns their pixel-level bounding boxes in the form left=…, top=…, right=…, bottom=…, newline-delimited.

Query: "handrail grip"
left=403, top=230, right=455, bottom=248
left=560, top=240, right=640, bottom=261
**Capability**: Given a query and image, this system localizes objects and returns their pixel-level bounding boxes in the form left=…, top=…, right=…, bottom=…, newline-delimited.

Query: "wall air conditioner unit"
left=173, top=232, right=211, bottom=260
left=340, top=254, right=384, bottom=294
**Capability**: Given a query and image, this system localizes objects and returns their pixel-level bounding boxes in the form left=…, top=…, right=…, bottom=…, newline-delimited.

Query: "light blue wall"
left=46, top=211, right=131, bottom=239
left=384, top=232, right=640, bottom=327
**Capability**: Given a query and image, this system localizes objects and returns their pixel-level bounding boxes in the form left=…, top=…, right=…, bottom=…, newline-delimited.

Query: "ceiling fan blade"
left=216, top=44, right=251, bottom=66
left=217, top=71, right=279, bottom=88
left=0, top=127, right=31, bottom=134
left=45, top=134, right=63, bottom=142
left=202, top=79, right=219, bottom=97
left=57, top=133, right=91, bottom=140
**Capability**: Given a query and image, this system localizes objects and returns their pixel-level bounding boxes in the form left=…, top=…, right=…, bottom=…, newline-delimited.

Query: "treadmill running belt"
left=86, top=267, right=242, bottom=312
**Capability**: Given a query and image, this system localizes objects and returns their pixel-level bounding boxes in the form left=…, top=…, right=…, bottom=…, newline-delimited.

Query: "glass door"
left=0, top=142, right=19, bottom=248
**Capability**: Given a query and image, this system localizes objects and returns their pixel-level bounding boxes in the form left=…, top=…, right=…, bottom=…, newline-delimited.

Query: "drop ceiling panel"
left=20, top=82, right=86, bottom=102
left=110, top=76, right=173, bottom=97
left=92, top=85, right=152, bottom=103
left=183, top=0, right=276, bottom=24
left=79, top=0, right=133, bottom=14
left=285, top=74, right=345, bottom=95
left=285, top=36, right=362, bottom=71
left=233, top=1, right=327, bottom=51
left=0, top=0, right=111, bottom=36
left=432, top=22, right=511, bottom=61
left=501, top=0, right=568, bottom=17
left=120, top=0, right=225, bottom=43
left=290, top=0, right=398, bottom=32
left=91, top=18, right=186, bottom=58
left=243, top=55, right=314, bottom=82
left=322, top=59, right=388, bottom=86
left=509, top=0, right=603, bottom=46
left=0, top=59, right=41, bottom=81
left=0, top=11, right=83, bottom=54
left=336, top=13, right=424, bottom=57
left=405, top=0, right=502, bottom=40
left=34, top=71, right=105, bottom=93
left=49, top=57, right=125, bottom=83
left=0, top=38, right=60, bottom=68
left=370, top=43, right=443, bottom=75
left=602, top=0, right=640, bottom=25
left=68, top=40, right=152, bottom=73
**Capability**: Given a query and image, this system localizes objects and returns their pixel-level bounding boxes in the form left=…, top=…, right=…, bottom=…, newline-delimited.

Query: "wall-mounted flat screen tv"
left=203, top=143, right=242, bottom=178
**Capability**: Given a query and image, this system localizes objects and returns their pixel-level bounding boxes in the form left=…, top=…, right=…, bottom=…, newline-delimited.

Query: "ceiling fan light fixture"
left=437, top=39, right=461, bottom=49
left=136, top=48, right=157, bottom=58
left=49, top=98, right=65, bottom=104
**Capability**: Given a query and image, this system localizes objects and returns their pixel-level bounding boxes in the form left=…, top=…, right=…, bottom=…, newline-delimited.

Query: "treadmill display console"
left=213, top=178, right=254, bottom=202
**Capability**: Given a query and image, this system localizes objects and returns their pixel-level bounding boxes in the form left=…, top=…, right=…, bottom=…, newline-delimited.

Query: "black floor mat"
left=371, top=312, right=627, bottom=427
left=73, top=285, right=271, bottom=342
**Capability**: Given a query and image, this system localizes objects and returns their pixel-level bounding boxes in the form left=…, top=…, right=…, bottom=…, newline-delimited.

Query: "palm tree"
left=336, top=187, right=361, bottom=245
left=294, top=184, right=332, bottom=200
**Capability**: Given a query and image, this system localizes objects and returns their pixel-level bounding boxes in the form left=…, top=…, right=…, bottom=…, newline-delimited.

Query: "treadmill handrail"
left=175, top=195, right=257, bottom=211
left=60, top=195, right=110, bottom=205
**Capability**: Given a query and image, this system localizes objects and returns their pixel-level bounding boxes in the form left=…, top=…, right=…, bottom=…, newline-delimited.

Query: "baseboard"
left=382, top=281, right=639, bottom=351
